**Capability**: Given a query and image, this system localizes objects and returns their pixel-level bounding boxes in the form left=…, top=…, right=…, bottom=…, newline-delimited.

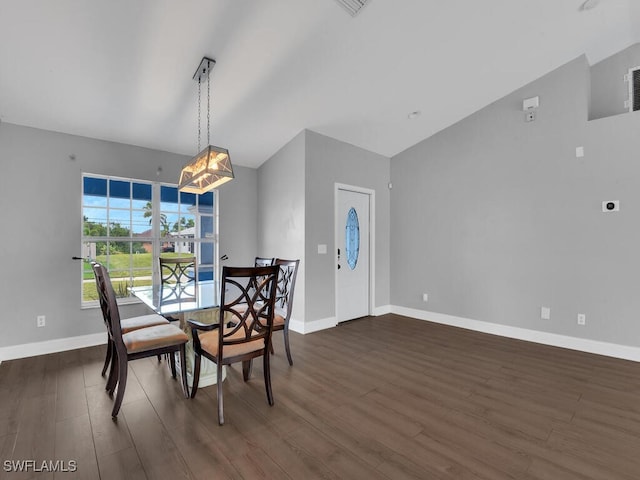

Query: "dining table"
left=130, top=280, right=226, bottom=387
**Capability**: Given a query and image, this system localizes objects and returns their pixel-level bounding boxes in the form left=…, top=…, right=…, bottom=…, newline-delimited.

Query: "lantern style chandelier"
left=179, top=57, right=234, bottom=194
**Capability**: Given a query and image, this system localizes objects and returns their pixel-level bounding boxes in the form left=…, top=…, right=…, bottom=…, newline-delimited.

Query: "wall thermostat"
left=602, top=200, right=620, bottom=212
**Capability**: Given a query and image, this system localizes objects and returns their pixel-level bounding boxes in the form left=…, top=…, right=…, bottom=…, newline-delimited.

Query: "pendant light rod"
left=179, top=56, right=234, bottom=194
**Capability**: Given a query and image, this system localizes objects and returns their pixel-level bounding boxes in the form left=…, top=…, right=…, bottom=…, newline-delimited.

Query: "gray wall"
left=305, top=130, right=391, bottom=322
left=0, top=122, right=257, bottom=348
left=256, top=129, right=391, bottom=325
left=257, top=130, right=306, bottom=322
left=218, top=165, right=258, bottom=268
left=590, top=43, right=640, bottom=120
left=391, top=55, right=640, bottom=347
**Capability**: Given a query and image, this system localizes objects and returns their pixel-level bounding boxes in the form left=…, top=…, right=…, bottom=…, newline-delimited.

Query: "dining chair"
left=93, top=263, right=189, bottom=417
left=92, top=262, right=169, bottom=377
left=188, top=265, right=279, bottom=425
left=159, top=256, right=197, bottom=284
left=250, top=257, right=274, bottom=314
left=270, top=259, right=300, bottom=365
left=254, top=256, right=274, bottom=267
left=159, top=256, right=197, bottom=323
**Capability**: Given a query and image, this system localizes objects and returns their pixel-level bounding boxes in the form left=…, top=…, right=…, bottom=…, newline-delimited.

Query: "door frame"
left=334, top=183, right=376, bottom=322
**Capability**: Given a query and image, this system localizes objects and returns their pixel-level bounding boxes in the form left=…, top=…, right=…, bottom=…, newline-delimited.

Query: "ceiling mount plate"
left=193, top=57, right=216, bottom=82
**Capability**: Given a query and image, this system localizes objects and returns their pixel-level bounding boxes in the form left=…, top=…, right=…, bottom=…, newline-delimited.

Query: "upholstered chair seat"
left=188, top=265, right=279, bottom=425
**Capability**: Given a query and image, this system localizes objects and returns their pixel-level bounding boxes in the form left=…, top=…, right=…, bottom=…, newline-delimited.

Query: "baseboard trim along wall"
left=373, top=305, right=392, bottom=316
left=0, top=333, right=106, bottom=362
left=291, top=307, right=390, bottom=334
left=4, top=307, right=638, bottom=363
left=3, top=318, right=334, bottom=361
left=290, top=316, right=337, bottom=335
left=392, top=306, right=640, bottom=363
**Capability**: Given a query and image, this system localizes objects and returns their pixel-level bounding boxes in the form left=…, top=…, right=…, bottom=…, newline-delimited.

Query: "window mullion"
left=152, top=183, right=161, bottom=284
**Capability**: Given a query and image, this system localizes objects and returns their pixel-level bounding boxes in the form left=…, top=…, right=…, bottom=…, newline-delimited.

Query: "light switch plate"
left=523, top=96, right=539, bottom=110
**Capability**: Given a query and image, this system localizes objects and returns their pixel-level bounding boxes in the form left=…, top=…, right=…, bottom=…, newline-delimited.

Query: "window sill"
left=81, top=297, right=142, bottom=310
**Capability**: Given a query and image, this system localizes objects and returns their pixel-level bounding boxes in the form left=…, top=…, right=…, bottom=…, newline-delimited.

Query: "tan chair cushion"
left=198, top=327, right=266, bottom=359
left=123, top=324, right=188, bottom=354
left=121, top=314, right=169, bottom=333
left=273, top=313, right=285, bottom=327
left=260, top=310, right=284, bottom=329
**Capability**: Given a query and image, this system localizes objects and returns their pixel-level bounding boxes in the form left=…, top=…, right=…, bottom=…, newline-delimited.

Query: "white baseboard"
left=6, top=307, right=635, bottom=364
left=392, top=306, right=640, bottom=363
left=0, top=333, right=106, bottom=362
left=0, top=334, right=228, bottom=388
left=373, top=304, right=391, bottom=316
left=0, top=316, right=339, bottom=361
left=289, top=306, right=390, bottom=335
left=290, top=316, right=337, bottom=334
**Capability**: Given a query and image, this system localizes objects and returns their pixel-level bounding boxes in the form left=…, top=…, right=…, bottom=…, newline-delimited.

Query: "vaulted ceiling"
left=1, top=0, right=638, bottom=168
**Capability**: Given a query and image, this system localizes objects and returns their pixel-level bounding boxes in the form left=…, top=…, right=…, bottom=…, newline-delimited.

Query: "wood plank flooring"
left=1, top=314, right=640, bottom=479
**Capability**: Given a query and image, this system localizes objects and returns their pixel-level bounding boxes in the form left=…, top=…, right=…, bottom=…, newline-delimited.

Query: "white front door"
left=336, top=187, right=371, bottom=322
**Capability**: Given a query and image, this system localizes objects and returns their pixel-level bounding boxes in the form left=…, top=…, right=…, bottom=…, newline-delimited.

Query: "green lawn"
left=82, top=252, right=192, bottom=300
left=83, top=276, right=153, bottom=301
left=82, top=252, right=191, bottom=279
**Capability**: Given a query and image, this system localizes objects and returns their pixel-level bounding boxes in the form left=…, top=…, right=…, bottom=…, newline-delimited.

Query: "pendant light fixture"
left=179, top=57, right=234, bottom=194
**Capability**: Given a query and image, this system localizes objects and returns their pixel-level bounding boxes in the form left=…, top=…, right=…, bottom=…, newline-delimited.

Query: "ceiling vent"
left=631, top=68, right=640, bottom=112
left=624, top=67, right=640, bottom=112
left=334, top=0, right=371, bottom=16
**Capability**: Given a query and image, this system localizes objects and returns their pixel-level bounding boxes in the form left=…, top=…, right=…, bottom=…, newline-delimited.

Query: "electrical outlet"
left=422, top=293, right=429, bottom=302
left=541, top=307, right=550, bottom=320
left=577, top=313, right=586, bottom=326
left=37, top=315, right=46, bottom=328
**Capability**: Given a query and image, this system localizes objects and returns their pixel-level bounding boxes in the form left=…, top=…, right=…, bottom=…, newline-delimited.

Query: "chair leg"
left=102, top=337, right=112, bottom=376
left=242, top=359, right=253, bottom=381
left=179, top=344, right=189, bottom=398
left=190, top=352, right=201, bottom=398
left=263, top=351, right=274, bottom=406
left=216, top=362, right=225, bottom=425
left=106, top=353, right=118, bottom=394
left=169, top=351, right=177, bottom=378
left=111, top=353, right=128, bottom=418
left=283, top=328, right=294, bottom=366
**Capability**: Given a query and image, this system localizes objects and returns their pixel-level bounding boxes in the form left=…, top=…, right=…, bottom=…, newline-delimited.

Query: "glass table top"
left=130, top=280, right=219, bottom=315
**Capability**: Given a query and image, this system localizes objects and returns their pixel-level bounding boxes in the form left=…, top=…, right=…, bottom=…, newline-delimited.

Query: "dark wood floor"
left=1, top=314, right=640, bottom=479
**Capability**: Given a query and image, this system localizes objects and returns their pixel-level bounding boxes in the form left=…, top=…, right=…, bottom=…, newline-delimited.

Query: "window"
left=345, top=206, right=360, bottom=270
left=82, top=174, right=217, bottom=305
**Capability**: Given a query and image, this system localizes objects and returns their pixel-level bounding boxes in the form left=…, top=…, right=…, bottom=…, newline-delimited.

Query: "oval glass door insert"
left=345, top=207, right=360, bottom=270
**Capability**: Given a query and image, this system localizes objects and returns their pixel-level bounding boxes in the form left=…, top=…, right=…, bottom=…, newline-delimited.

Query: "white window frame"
left=81, top=173, right=219, bottom=307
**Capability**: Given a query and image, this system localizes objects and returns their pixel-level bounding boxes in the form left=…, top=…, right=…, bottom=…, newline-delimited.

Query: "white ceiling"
left=1, top=0, right=638, bottom=168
